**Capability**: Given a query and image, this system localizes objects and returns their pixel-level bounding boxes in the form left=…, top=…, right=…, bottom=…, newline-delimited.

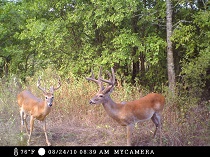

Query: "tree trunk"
left=3, top=56, right=11, bottom=78
left=131, top=13, right=140, bottom=84
left=132, top=47, right=140, bottom=84
left=166, top=0, right=175, bottom=93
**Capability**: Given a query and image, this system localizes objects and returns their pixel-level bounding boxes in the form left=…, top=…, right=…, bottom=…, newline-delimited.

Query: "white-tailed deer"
left=17, top=77, right=61, bottom=146
left=86, top=67, right=165, bottom=146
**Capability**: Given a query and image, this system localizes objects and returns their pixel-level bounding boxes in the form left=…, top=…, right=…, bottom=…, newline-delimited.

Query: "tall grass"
left=0, top=70, right=209, bottom=146
left=0, top=76, right=22, bottom=145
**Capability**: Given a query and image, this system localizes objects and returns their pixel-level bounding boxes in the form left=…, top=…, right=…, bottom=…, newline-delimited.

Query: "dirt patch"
left=18, top=117, right=162, bottom=146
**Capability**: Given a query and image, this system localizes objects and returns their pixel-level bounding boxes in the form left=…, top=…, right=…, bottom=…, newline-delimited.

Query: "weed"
left=0, top=71, right=209, bottom=146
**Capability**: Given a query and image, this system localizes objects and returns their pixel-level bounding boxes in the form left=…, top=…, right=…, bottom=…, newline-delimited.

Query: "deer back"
left=17, top=90, right=51, bottom=119
left=118, top=93, right=165, bottom=122
left=18, top=90, right=42, bottom=107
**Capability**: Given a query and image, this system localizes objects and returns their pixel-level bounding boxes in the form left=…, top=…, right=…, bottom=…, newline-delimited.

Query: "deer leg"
left=20, top=110, right=24, bottom=142
left=27, top=115, right=34, bottom=146
left=43, top=120, right=51, bottom=146
left=23, top=114, right=29, bottom=134
left=126, top=124, right=134, bottom=146
left=151, top=112, right=162, bottom=145
left=20, top=109, right=29, bottom=134
left=20, top=110, right=24, bottom=133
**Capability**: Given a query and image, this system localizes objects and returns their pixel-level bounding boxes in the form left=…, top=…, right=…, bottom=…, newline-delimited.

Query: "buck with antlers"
left=17, top=77, right=61, bottom=146
left=86, top=67, right=165, bottom=146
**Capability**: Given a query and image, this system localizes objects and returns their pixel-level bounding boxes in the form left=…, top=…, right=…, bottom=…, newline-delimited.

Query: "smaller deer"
left=86, top=67, right=165, bottom=146
left=17, top=77, right=61, bottom=146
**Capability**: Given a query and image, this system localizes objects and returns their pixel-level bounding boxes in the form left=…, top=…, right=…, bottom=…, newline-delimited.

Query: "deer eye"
left=99, top=95, right=104, bottom=98
left=45, top=97, right=48, bottom=99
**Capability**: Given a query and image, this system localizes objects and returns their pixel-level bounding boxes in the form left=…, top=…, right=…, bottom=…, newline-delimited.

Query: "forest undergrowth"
left=0, top=72, right=209, bottom=146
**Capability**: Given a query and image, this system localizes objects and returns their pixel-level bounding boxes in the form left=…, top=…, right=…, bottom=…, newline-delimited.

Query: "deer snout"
left=48, top=103, right=53, bottom=107
left=47, top=100, right=53, bottom=107
left=89, top=99, right=96, bottom=104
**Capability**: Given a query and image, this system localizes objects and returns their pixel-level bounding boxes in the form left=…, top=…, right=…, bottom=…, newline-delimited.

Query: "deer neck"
left=37, top=101, right=51, bottom=119
left=43, top=102, right=51, bottom=115
left=102, top=95, right=123, bottom=121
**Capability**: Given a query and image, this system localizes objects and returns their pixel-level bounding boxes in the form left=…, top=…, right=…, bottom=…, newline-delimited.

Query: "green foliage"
left=172, top=7, right=210, bottom=100
left=0, top=1, right=22, bottom=76
left=172, top=24, right=196, bottom=60
left=0, top=0, right=210, bottom=101
left=181, top=48, right=210, bottom=99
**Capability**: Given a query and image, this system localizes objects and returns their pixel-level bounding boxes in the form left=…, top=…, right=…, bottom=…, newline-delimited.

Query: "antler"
left=86, top=69, right=100, bottom=84
left=86, top=67, right=115, bottom=94
left=50, top=76, right=61, bottom=93
left=100, top=68, right=115, bottom=85
left=37, top=76, right=46, bottom=94
left=86, top=67, right=104, bottom=91
left=53, top=77, right=61, bottom=90
left=100, top=68, right=115, bottom=94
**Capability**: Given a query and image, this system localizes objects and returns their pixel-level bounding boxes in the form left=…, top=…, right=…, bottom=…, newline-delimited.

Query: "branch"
left=173, top=20, right=193, bottom=29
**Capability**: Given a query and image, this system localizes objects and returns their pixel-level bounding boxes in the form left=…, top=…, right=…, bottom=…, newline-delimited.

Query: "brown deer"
left=17, top=77, right=61, bottom=146
left=86, top=67, right=165, bottom=146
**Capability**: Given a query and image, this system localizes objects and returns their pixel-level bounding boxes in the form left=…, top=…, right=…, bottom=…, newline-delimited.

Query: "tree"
left=3, top=0, right=210, bottom=100
left=166, top=0, right=175, bottom=93
left=171, top=0, right=210, bottom=100
left=0, top=1, right=24, bottom=78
